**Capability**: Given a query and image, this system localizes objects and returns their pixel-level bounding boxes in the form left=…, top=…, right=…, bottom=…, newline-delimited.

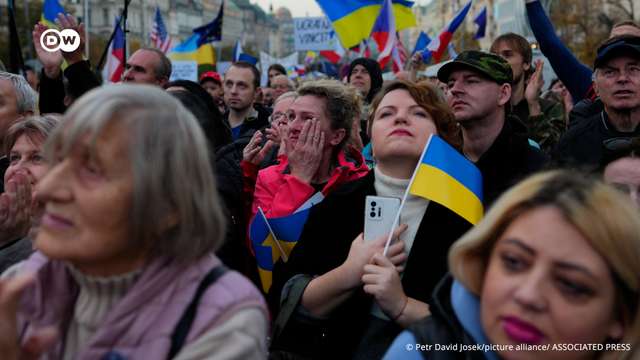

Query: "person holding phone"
left=270, top=81, right=471, bottom=359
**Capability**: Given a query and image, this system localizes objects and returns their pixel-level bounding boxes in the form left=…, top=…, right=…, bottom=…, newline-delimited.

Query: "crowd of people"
left=0, top=1, right=638, bottom=358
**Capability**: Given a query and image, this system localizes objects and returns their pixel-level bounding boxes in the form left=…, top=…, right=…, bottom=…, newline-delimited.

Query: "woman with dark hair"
left=165, top=80, right=232, bottom=152
left=267, top=64, right=287, bottom=87
left=270, top=81, right=470, bottom=359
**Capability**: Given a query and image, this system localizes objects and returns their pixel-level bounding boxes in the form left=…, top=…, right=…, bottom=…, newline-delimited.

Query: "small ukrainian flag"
left=41, top=0, right=66, bottom=28
left=409, top=135, right=483, bottom=225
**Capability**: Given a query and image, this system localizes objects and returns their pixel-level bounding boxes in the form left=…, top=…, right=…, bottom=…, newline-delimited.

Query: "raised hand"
left=284, top=119, right=325, bottom=184
left=0, top=173, right=32, bottom=244
left=243, top=131, right=275, bottom=166
left=524, top=59, right=544, bottom=104
left=0, top=274, right=58, bottom=360
left=55, top=13, right=85, bottom=65
left=32, top=22, right=63, bottom=79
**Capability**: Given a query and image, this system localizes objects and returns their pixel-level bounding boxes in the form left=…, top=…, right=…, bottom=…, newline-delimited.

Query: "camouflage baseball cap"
left=437, top=50, right=513, bottom=85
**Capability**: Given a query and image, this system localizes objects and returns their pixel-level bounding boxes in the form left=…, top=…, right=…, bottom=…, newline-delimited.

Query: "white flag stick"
left=383, top=134, right=434, bottom=256
left=258, top=206, right=288, bottom=263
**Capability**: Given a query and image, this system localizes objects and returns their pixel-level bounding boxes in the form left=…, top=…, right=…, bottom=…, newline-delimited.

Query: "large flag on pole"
left=150, top=7, right=173, bottom=53
left=409, top=135, right=483, bottom=225
left=167, top=3, right=223, bottom=74
left=426, top=1, right=472, bottom=63
left=371, top=0, right=396, bottom=68
left=316, top=0, right=416, bottom=49
left=102, top=17, right=125, bottom=83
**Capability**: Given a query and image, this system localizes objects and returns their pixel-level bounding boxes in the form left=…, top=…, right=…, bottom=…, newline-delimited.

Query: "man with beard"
left=553, top=35, right=640, bottom=168
left=491, top=33, right=565, bottom=153
left=438, top=51, right=546, bottom=206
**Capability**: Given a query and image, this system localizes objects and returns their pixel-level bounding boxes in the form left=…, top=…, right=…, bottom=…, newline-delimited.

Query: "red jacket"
left=251, top=147, right=369, bottom=220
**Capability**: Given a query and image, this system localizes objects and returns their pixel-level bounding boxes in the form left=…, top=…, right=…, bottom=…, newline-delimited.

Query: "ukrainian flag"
left=249, top=207, right=313, bottom=293
left=409, top=135, right=483, bottom=225
left=41, top=0, right=66, bottom=28
left=167, top=34, right=216, bottom=75
left=317, top=0, right=417, bottom=49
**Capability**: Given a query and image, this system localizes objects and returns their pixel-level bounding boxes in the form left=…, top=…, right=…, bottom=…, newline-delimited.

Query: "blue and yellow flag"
left=316, top=0, right=416, bottom=49
left=249, top=207, right=314, bottom=293
left=409, top=135, right=483, bottom=225
left=41, top=0, right=66, bottom=28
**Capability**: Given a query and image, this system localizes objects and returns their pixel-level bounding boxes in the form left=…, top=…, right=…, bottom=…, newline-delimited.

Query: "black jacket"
left=39, top=60, right=100, bottom=114
left=475, top=116, right=547, bottom=207
left=552, top=110, right=640, bottom=170
left=270, top=171, right=472, bottom=359
left=407, top=275, right=486, bottom=360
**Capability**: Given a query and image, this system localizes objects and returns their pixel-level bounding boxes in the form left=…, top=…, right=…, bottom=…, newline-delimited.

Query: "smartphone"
left=364, top=196, right=401, bottom=242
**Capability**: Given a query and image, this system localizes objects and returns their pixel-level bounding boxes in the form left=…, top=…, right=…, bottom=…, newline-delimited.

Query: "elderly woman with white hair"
left=0, top=85, right=268, bottom=359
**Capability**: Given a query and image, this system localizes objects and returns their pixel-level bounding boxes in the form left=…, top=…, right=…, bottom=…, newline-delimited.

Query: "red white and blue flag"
left=371, top=0, right=396, bottom=68
left=150, top=7, right=173, bottom=53
left=102, top=18, right=125, bottom=83
left=426, top=1, right=472, bottom=63
left=392, top=33, right=408, bottom=73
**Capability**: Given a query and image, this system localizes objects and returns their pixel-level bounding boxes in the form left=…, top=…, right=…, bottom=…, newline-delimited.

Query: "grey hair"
left=4, top=114, right=61, bottom=155
left=0, top=72, right=37, bottom=114
left=137, top=47, right=173, bottom=80
left=274, top=91, right=297, bottom=105
left=45, top=84, right=226, bottom=261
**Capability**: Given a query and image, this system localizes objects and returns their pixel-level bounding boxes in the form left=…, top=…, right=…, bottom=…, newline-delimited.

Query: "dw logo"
left=40, top=28, right=81, bottom=52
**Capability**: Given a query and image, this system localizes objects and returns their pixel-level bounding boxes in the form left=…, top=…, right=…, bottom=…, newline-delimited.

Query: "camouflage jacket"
left=513, top=97, right=566, bottom=153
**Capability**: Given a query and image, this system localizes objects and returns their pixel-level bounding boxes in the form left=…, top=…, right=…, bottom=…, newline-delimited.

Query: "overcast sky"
left=252, top=0, right=433, bottom=18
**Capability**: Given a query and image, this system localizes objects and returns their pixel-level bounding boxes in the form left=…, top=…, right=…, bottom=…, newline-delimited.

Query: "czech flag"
left=316, top=0, right=416, bottom=49
left=426, top=1, right=472, bottom=63
left=102, top=18, right=125, bottom=83
left=409, top=135, right=483, bottom=225
left=371, top=0, right=396, bottom=68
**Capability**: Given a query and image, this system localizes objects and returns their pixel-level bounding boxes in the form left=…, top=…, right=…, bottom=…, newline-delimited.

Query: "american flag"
left=150, top=7, right=173, bottom=53
left=392, top=33, right=408, bottom=73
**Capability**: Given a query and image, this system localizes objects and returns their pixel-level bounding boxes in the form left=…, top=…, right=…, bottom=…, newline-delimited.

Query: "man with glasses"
left=553, top=35, right=640, bottom=168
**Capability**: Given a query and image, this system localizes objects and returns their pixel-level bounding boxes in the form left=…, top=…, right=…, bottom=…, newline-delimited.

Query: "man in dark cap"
left=438, top=50, right=547, bottom=206
left=553, top=35, right=640, bottom=168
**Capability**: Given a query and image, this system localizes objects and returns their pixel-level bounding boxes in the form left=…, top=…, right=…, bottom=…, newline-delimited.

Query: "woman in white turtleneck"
left=270, top=80, right=468, bottom=359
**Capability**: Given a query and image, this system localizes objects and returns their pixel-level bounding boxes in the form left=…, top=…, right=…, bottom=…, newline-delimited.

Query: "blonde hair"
left=45, top=84, right=226, bottom=262
left=449, top=170, right=640, bottom=354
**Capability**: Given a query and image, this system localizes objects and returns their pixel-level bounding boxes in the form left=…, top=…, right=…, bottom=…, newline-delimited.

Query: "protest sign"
left=293, top=17, right=338, bottom=51
left=169, top=61, right=198, bottom=81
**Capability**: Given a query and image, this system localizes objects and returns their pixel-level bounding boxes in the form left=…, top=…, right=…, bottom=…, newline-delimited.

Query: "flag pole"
left=258, top=207, right=288, bottom=263
left=383, top=134, right=434, bottom=256
left=84, top=0, right=90, bottom=59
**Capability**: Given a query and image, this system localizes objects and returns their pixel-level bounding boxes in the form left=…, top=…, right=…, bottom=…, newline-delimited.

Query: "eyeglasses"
left=269, top=113, right=287, bottom=124
left=602, top=137, right=640, bottom=152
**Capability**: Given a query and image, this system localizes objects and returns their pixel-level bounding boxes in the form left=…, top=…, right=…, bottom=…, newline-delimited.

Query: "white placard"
left=169, top=61, right=198, bottom=82
left=293, top=17, right=338, bottom=51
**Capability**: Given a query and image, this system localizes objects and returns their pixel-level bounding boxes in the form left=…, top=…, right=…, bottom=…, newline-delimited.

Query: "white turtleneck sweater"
left=373, top=167, right=430, bottom=254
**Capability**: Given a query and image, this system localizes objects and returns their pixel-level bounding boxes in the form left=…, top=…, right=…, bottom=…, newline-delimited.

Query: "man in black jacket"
left=438, top=51, right=547, bottom=207
left=553, top=35, right=640, bottom=169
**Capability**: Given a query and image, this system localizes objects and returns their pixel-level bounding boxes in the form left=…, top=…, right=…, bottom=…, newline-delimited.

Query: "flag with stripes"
left=150, top=7, right=173, bottom=53
left=392, top=33, right=408, bottom=73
